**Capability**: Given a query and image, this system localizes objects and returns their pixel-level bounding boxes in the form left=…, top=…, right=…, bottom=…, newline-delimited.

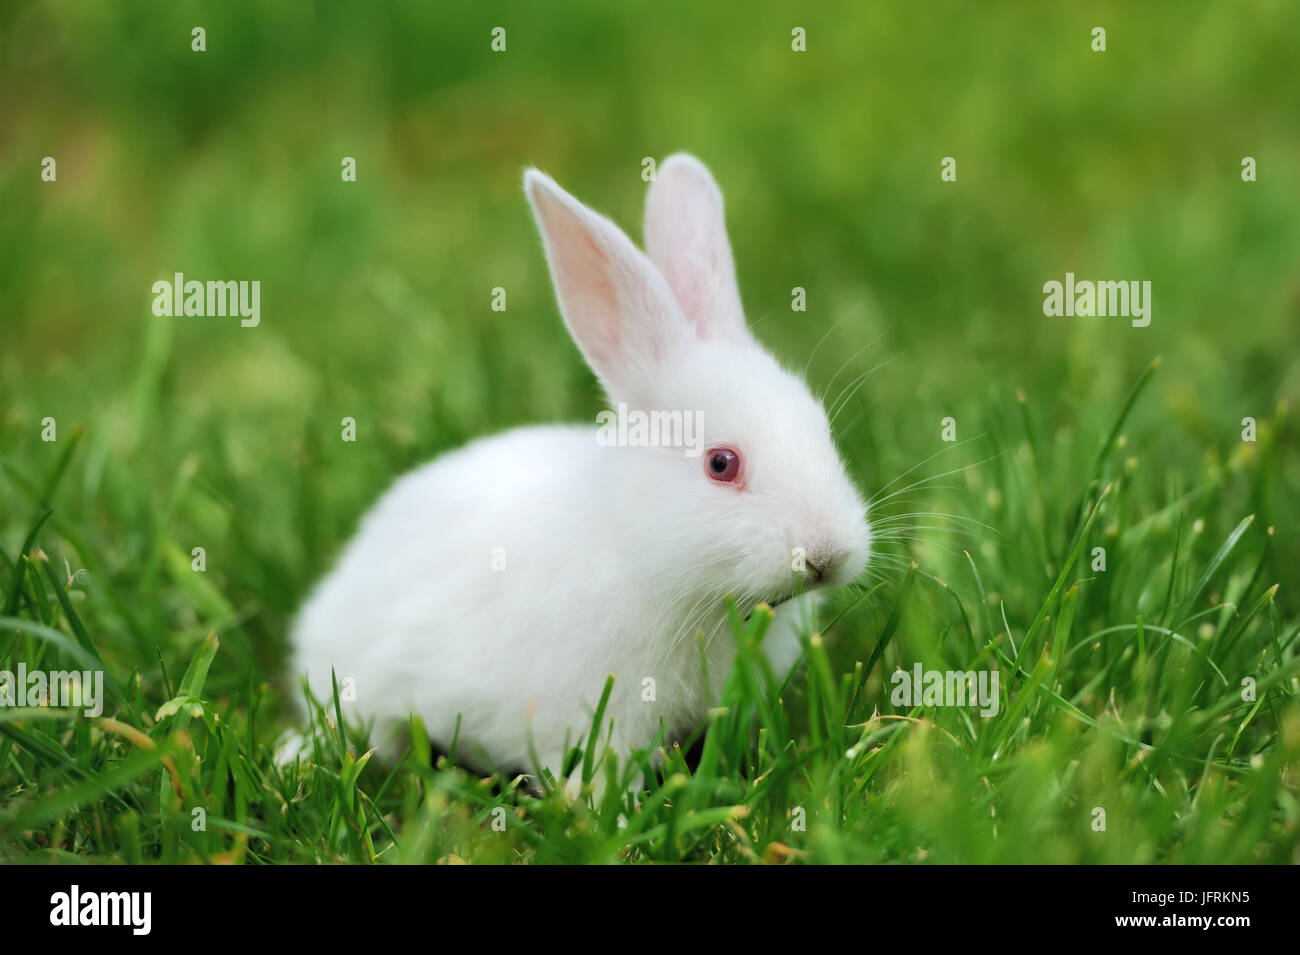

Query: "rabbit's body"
left=292, top=423, right=809, bottom=771
left=290, top=155, right=870, bottom=781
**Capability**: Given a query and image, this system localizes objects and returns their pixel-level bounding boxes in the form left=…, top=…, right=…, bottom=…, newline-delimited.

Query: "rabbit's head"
left=525, top=154, right=870, bottom=606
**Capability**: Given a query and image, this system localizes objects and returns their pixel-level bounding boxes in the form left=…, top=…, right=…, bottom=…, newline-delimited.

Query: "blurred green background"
left=2, top=0, right=1298, bottom=710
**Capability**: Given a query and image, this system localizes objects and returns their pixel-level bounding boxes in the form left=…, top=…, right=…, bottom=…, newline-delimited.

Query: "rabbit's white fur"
left=289, top=155, right=871, bottom=779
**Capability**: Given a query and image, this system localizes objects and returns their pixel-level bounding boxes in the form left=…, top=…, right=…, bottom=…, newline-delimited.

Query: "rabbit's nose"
left=804, top=552, right=841, bottom=584
left=804, top=557, right=827, bottom=583
left=805, top=542, right=861, bottom=585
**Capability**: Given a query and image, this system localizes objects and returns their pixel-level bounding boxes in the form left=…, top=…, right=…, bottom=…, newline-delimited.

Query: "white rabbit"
left=288, top=155, right=871, bottom=785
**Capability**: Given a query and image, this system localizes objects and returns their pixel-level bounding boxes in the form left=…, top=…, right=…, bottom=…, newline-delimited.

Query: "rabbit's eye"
left=705, top=447, right=742, bottom=484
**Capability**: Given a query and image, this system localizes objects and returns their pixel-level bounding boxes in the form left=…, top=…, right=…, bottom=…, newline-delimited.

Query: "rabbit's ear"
left=644, top=154, right=750, bottom=343
left=525, top=169, right=688, bottom=392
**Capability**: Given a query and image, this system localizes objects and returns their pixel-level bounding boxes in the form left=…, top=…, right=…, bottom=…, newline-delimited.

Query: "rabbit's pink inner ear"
left=525, top=169, right=686, bottom=389
left=644, top=155, right=750, bottom=344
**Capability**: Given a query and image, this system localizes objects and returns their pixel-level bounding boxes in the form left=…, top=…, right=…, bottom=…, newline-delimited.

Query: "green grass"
left=2, top=357, right=1297, bottom=864
left=2, top=0, right=1299, bottom=863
